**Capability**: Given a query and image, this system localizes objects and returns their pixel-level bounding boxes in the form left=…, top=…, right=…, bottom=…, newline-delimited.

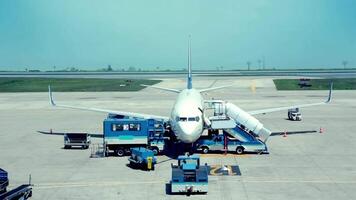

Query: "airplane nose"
left=178, top=124, right=201, bottom=143
left=181, top=125, right=195, bottom=135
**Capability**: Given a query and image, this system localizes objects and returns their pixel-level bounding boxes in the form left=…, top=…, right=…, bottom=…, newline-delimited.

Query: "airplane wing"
left=198, top=84, right=234, bottom=93
left=38, top=131, right=103, bottom=138
left=247, top=82, right=333, bottom=115
left=140, top=84, right=180, bottom=93
left=48, top=86, right=170, bottom=120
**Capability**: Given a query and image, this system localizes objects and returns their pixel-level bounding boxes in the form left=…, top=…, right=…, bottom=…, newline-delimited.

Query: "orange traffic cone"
left=283, top=131, right=287, bottom=138
left=319, top=127, right=324, bottom=133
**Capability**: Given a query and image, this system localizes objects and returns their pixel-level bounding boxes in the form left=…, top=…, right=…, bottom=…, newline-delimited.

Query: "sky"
left=0, top=0, right=355, bottom=71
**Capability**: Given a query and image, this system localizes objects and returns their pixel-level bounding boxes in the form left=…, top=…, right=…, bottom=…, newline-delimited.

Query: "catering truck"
left=103, top=116, right=166, bottom=157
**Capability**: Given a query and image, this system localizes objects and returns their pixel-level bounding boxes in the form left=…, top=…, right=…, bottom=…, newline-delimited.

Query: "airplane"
left=48, top=39, right=332, bottom=144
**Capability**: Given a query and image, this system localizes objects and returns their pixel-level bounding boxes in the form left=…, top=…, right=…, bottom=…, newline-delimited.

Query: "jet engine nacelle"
left=225, top=102, right=271, bottom=142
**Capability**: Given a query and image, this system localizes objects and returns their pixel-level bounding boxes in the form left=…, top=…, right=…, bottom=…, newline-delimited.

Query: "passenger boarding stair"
left=205, top=100, right=272, bottom=142
left=223, top=126, right=257, bottom=143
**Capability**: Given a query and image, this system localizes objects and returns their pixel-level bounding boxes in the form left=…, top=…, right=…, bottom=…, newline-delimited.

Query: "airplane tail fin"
left=187, top=36, right=192, bottom=89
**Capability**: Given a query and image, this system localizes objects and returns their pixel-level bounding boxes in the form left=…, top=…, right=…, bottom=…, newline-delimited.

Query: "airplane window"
left=112, top=124, right=124, bottom=131
left=188, top=117, right=196, bottom=121
left=129, top=123, right=140, bottom=131
left=123, top=124, right=129, bottom=131
left=195, top=116, right=200, bottom=121
left=179, top=117, right=187, bottom=121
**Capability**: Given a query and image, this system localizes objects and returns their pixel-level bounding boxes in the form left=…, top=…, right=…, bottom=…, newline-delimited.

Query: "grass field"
left=273, top=78, right=356, bottom=90
left=0, top=78, right=161, bottom=92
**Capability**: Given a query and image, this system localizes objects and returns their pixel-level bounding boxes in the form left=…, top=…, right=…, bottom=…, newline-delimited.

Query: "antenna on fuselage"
left=187, top=35, right=193, bottom=89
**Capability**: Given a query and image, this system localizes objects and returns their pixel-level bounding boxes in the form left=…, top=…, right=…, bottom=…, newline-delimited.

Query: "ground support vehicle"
left=148, top=137, right=165, bottom=155
left=103, top=115, right=167, bottom=157
left=0, top=168, right=8, bottom=194
left=0, top=184, right=33, bottom=200
left=64, top=133, right=91, bottom=149
left=0, top=169, right=32, bottom=200
left=128, top=147, right=156, bottom=170
left=195, top=125, right=268, bottom=154
left=147, top=119, right=166, bottom=155
left=288, top=108, right=302, bottom=121
left=170, top=155, right=208, bottom=194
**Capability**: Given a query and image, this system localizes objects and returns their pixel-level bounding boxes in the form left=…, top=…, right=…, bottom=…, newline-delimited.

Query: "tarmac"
left=1, top=76, right=356, bottom=199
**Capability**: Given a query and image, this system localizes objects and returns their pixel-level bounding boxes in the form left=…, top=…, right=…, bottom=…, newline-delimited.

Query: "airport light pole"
left=342, top=60, right=348, bottom=69
left=247, top=61, right=251, bottom=71
left=258, top=59, right=262, bottom=70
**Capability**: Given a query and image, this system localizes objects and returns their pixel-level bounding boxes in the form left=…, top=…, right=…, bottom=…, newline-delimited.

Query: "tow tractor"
left=170, top=155, right=208, bottom=194
left=288, top=108, right=302, bottom=121
left=128, top=147, right=156, bottom=170
left=64, top=133, right=91, bottom=149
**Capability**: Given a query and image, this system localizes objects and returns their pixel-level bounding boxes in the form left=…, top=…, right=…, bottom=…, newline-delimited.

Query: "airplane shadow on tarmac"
left=270, top=130, right=317, bottom=136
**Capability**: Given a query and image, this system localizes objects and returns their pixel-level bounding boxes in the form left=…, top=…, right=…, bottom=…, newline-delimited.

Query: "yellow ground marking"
left=209, top=165, right=238, bottom=176
left=250, top=80, right=256, bottom=93
left=209, top=165, right=223, bottom=176
left=227, top=165, right=237, bottom=176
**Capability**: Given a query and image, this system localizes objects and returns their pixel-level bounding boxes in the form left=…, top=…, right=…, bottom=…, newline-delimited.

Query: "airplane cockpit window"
left=179, top=117, right=187, bottom=121
left=177, top=116, right=200, bottom=122
left=188, top=117, right=196, bottom=121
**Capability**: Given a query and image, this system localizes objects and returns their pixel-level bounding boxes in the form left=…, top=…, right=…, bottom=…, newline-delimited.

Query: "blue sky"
left=0, top=0, right=355, bottom=70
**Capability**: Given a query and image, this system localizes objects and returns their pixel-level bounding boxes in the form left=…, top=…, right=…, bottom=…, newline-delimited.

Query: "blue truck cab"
left=195, top=132, right=268, bottom=154
left=170, top=155, right=208, bottom=194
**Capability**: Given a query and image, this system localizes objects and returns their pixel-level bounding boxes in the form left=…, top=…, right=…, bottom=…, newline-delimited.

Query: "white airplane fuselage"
left=170, top=88, right=204, bottom=143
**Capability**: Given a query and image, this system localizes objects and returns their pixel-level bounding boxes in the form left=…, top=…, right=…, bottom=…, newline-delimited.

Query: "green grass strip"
left=0, top=78, right=161, bottom=92
left=273, top=78, right=356, bottom=90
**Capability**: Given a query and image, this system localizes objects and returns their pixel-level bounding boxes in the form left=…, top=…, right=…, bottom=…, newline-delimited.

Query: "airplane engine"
left=225, top=102, right=272, bottom=142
